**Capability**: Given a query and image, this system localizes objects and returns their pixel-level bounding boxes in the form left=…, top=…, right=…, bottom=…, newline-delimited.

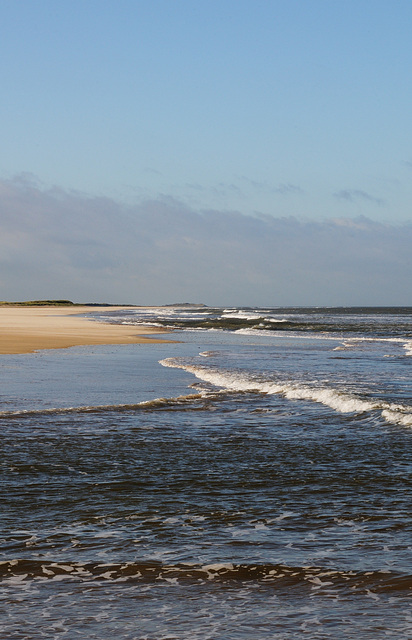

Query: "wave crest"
left=1, top=559, right=410, bottom=593
left=160, top=359, right=412, bottom=427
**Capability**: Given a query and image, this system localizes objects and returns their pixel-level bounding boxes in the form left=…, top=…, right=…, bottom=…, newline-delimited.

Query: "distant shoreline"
left=0, top=305, right=171, bottom=354
left=0, top=299, right=138, bottom=307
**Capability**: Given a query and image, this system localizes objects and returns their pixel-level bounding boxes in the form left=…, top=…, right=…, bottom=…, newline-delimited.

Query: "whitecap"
left=159, top=359, right=412, bottom=427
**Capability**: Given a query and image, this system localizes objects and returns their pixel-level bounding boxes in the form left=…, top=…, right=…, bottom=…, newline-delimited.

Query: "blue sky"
left=1, top=1, right=411, bottom=304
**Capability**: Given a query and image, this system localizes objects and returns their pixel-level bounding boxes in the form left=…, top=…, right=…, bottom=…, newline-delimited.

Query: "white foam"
left=232, top=332, right=412, bottom=357
left=381, top=409, right=412, bottom=427
left=201, top=563, right=234, bottom=579
left=159, top=359, right=412, bottom=427
left=234, top=328, right=274, bottom=336
left=223, top=311, right=266, bottom=320
left=199, top=351, right=222, bottom=357
left=403, top=340, right=412, bottom=357
left=234, top=328, right=338, bottom=340
left=344, top=336, right=412, bottom=357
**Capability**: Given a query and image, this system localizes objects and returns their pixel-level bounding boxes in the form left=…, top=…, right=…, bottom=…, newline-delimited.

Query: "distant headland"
left=0, top=300, right=133, bottom=307
left=0, top=300, right=207, bottom=307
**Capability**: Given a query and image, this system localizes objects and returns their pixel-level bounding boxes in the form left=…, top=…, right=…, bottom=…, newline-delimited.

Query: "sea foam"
left=159, top=359, right=412, bottom=427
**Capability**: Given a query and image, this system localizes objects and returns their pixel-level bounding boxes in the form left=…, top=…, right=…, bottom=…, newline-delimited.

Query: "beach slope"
left=0, top=306, right=169, bottom=354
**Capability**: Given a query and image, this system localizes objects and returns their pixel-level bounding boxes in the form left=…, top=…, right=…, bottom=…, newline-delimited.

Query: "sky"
left=1, top=0, right=411, bottom=305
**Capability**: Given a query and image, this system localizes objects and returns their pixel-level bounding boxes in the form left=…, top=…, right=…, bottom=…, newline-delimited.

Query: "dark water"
left=1, top=307, right=411, bottom=638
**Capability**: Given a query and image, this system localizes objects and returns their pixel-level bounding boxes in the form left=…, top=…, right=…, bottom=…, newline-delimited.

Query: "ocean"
left=1, top=306, right=412, bottom=639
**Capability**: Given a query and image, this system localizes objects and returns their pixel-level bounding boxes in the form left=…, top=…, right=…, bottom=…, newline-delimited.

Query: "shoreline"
left=0, top=306, right=171, bottom=354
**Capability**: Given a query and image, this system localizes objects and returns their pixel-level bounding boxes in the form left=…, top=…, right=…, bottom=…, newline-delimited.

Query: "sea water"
left=1, top=306, right=411, bottom=639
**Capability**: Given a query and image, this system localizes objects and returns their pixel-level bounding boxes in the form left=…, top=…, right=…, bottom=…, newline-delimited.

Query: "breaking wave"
left=160, top=359, right=412, bottom=427
left=0, top=393, right=207, bottom=419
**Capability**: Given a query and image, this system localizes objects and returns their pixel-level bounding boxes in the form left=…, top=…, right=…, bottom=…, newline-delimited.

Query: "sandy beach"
left=0, top=306, right=170, bottom=354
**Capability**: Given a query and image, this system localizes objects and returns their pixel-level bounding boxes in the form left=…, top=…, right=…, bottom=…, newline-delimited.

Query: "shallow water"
left=1, top=307, right=411, bottom=638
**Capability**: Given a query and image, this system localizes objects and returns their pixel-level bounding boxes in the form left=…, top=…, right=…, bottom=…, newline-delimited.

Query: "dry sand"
left=0, top=306, right=170, bottom=354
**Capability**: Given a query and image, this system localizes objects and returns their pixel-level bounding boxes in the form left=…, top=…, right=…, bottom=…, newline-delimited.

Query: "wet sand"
left=0, top=306, right=170, bottom=354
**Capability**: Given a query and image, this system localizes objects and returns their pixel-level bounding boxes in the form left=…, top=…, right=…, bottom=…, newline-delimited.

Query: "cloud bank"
left=1, top=176, right=411, bottom=306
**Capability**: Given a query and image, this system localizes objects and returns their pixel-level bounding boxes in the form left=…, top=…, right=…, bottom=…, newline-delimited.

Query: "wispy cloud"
left=274, top=183, right=304, bottom=195
left=0, top=176, right=410, bottom=305
left=334, top=189, right=385, bottom=206
left=186, top=182, right=243, bottom=197
left=143, top=167, right=162, bottom=175
left=239, top=177, right=304, bottom=196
